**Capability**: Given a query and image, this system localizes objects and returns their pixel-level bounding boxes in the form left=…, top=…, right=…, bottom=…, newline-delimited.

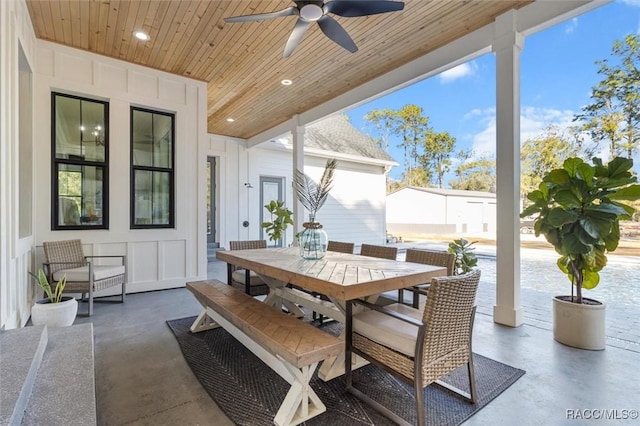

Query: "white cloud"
left=439, top=62, right=478, bottom=83
left=621, top=0, right=640, bottom=7
left=565, top=17, right=579, bottom=34
left=468, top=107, right=577, bottom=158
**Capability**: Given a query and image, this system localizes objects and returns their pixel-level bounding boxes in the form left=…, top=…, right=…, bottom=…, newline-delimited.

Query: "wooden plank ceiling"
left=26, top=0, right=532, bottom=139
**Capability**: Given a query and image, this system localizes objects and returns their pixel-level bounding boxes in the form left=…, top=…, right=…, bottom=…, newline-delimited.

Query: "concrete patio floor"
left=73, top=257, right=640, bottom=425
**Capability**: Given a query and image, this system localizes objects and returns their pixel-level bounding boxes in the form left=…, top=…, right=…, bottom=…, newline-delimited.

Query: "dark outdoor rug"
left=167, top=316, right=525, bottom=426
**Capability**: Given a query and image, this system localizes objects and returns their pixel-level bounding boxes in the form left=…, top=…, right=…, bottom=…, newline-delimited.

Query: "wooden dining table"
left=216, top=246, right=447, bottom=381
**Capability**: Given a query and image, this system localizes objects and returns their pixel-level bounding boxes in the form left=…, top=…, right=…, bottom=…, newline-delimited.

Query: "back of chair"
left=405, top=249, right=456, bottom=276
left=327, top=240, right=355, bottom=254
left=43, top=239, right=85, bottom=275
left=359, top=244, right=397, bottom=260
left=229, top=240, right=267, bottom=251
left=420, top=270, right=481, bottom=378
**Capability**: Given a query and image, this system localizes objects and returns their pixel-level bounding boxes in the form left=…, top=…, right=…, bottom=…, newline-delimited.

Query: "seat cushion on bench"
left=231, top=269, right=264, bottom=286
left=352, top=303, right=422, bottom=357
left=53, top=265, right=125, bottom=282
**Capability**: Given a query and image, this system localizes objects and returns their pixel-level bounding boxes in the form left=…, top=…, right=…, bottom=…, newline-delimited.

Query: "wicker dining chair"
left=326, top=240, right=355, bottom=254
left=400, top=248, right=457, bottom=308
left=228, top=240, right=269, bottom=297
left=345, top=269, right=481, bottom=426
left=43, top=239, right=126, bottom=316
left=359, top=243, right=398, bottom=260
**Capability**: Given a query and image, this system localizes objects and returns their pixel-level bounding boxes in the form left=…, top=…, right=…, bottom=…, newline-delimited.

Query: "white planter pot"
left=31, top=297, right=78, bottom=327
left=553, top=296, right=605, bottom=350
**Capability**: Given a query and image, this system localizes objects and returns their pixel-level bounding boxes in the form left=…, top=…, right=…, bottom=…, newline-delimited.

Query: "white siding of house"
left=305, top=157, right=388, bottom=246
left=207, top=140, right=388, bottom=249
left=32, top=41, right=209, bottom=296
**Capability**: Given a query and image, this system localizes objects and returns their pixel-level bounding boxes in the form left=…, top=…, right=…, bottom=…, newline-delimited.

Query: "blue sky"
left=345, top=0, right=640, bottom=183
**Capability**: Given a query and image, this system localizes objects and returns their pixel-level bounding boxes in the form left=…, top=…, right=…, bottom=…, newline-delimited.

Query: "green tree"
left=419, top=130, right=456, bottom=188
left=574, top=34, right=640, bottom=159
left=520, top=125, right=581, bottom=196
left=401, top=167, right=431, bottom=187
left=450, top=157, right=496, bottom=191
left=395, top=104, right=430, bottom=175
left=363, top=108, right=396, bottom=152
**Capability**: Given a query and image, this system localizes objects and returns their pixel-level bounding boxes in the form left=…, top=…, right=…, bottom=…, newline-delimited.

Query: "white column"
left=291, top=115, right=305, bottom=237
left=492, top=11, right=524, bottom=327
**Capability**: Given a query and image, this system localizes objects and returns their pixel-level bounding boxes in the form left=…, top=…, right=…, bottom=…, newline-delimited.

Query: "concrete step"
left=21, top=323, right=96, bottom=426
left=0, top=325, right=48, bottom=426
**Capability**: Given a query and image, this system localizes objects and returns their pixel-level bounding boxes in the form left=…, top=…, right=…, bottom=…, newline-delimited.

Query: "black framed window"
left=131, top=107, right=175, bottom=228
left=52, top=92, right=108, bottom=229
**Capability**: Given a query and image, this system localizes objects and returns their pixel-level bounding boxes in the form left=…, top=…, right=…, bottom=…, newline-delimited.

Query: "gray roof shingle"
left=285, top=115, right=395, bottom=163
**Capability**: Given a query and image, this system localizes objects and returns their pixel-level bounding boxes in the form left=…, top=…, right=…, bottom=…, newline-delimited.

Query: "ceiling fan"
left=224, top=1, right=405, bottom=58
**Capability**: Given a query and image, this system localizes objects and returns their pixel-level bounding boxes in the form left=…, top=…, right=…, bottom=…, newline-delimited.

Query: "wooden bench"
left=186, top=279, right=344, bottom=426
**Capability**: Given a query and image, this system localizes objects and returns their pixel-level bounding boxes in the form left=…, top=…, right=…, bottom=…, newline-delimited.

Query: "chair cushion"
left=353, top=303, right=422, bottom=357
left=53, top=265, right=125, bottom=282
left=231, top=269, right=265, bottom=286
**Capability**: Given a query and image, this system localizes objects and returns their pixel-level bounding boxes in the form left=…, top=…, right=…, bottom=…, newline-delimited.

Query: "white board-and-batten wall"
left=31, top=40, right=209, bottom=299
left=23, top=39, right=388, bottom=311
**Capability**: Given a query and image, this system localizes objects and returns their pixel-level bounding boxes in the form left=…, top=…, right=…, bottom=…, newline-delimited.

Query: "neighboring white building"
left=386, top=187, right=496, bottom=235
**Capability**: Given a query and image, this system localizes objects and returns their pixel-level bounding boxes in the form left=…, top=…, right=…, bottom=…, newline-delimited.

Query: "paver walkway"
left=396, top=241, right=640, bottom=353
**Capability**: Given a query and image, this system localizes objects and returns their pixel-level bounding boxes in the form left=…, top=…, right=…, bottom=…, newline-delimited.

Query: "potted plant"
left=448, top=237, right=478, bottom=275
left=30, top=269, right=78, bottom=327
left=260, top=200, right=294, bottom=247
left=521, top=157, right=640, bottom=350
left=293, top=158, right=337, bottom=259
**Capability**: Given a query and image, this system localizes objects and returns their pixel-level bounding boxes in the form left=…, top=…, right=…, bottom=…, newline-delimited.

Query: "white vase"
left=553, top=296, right=606, bottom=350
left=31, top=297, right=78, bottom=327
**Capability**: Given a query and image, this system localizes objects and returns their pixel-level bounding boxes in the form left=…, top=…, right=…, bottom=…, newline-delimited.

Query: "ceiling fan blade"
left=317, top=15, right=357, bottom=53
left=325, top=1, right=404, bottom=18
left=225, top=6, right=297, bottom=23
left=284, top=19, right=311, bottom=58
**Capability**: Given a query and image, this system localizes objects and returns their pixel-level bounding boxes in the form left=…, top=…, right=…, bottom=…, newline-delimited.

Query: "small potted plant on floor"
left=521, top=157, right=640, bottom=350
left=30, top=269, right=77, bottom=327
left=448, top=237, right=478, bottom=275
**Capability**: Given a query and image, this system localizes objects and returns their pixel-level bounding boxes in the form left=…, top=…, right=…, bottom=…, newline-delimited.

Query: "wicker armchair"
left=43, top=239, right=126, bottom=316
left=359, top=244, right=397, bottom=260
left=326, top=240, right=355, bottom=254
left=345, top=270, right=481, bottom=426
left=227, top=240, right=269, bottom=297
left=400, top=248, right=456, bottom=308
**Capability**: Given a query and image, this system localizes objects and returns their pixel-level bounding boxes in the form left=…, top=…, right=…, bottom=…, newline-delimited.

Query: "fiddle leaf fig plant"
left=448, top=238, right=478, bottom=275
left=521, top=157, right=640, bottom=304
left=260, top=200, right=294, bottom=243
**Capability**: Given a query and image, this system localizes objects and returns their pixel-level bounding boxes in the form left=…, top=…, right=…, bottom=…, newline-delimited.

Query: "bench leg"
left=204, top=307, right=327, bottom=426
left=190, top=309, right=219, bottom=333
left=274, top=362, right=324, bottom=426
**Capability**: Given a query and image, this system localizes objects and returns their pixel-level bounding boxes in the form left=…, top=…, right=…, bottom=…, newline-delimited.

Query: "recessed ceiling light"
left=281, top=79, right=293, bottom=86
left=134, top=31, right=150, bottom=41
left=226, top=118, right=235, bottom=122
